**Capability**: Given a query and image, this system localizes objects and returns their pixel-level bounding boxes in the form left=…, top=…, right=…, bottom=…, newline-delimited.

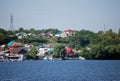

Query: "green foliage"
left=77, top=29, right=120, bottom=60
left=0, top=28, right=17, bottom=45
left=44, top=28, right=60, bottom=35
left=29, top=28, right=36, bottom=34
left=80, top=44, right=120, bottom=60
left=53, top=44, right=66, bottom=59
left=79, top=48, right=90, bottom=59
left=29, top=47, right=37, bottom=58
left=56, top=37, right=69, bottom=44
left=27, top=38, right=48, bottom=44
left=0, top=27, right=120, bottom=60
left=18, top=27, right=24, bottom=32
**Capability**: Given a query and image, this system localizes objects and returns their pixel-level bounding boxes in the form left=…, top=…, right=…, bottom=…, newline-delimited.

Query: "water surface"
left=0, top=60, right=120, bottom=81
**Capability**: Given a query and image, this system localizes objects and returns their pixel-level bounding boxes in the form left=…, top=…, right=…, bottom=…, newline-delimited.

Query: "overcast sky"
left=0, top=0, right=120, bottom=32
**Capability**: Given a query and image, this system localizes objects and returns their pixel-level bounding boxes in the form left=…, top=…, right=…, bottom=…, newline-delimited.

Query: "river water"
left=0, top=60, right=120, bottom=81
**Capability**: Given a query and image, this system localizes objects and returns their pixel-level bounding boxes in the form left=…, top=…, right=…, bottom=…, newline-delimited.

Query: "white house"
left=55, top=31, right=63, bottom=37
left=55, top=31, right=67, bottom=38
left=36, top=45, right=53, bottom=56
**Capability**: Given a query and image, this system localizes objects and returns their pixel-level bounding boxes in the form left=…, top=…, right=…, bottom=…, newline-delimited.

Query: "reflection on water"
left=0, top=60, right=120, bottom=81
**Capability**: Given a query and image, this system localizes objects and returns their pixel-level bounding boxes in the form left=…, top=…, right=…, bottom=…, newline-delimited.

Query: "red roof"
left=66, top=47, right=74, bottom=56
left=64, top=30, right=74, bottom=33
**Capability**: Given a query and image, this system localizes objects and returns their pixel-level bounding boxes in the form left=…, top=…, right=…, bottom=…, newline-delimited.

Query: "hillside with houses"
left=0, top=28, right=120, bottom=61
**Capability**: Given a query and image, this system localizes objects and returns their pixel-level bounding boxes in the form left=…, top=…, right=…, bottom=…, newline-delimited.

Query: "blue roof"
left=56, top=31, right=63, bottom=35
left=21, top=47, right=28, bottom=51
left=7, top=40, right=15, bottom=46
left=19, top=32, right=26, bottom=35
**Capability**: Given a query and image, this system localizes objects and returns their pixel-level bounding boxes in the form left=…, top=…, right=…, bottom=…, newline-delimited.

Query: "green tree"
left=79, top=48, right=90, bottom=59
left=18, top=27, right=24, bottom=32
left=29, top=47, right=37, bottom=59
left=44, top=28, right=60, bottom=35
left=53, top=44, right=66, bottom=59
left=0, top=28, right=17, bottom=45
left=29, top=28, right=36, bottom=34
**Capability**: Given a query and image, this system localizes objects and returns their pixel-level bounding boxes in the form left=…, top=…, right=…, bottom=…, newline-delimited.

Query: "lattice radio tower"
left=9, top=14, right=14, bottom=31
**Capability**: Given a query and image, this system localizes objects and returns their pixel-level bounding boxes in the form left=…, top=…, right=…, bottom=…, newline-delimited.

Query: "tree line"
left=0, top=27, right=120, bottom=60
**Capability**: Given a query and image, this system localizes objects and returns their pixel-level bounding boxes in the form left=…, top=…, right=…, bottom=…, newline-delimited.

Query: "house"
left=37, top=45, right=53, bottom=57
left=0, top=49, right=25, bottom=62
left=65, top=47, right=81, bottom=60
left=47, top=31, right=53, bottom=37
left=24, top=44, right=33, bottom=51
left=7, top=41, right=22, bottom=51
left=66, top=47, right=74, bottom=56
left=7, top=40, right=15, bottom=47
left=42, top=32, right=53, bottom=38
left=16, top=32, right=32, bottom=39
left=8, top=42, right=22, bottom=51
left=55, top=31, right=63, bottom=37
left=16, top=32, right=27, bottom=39
left=60, top=32, right=67, bottom=38
left=55, top=31, right=67, bottom=38
left=7, top=41, right=27, bottom=54
left=11, top=47, right=27, bottom=54
left=55, top=30, right=75, bottom=38
left=64, top=29, right=75, bottom=37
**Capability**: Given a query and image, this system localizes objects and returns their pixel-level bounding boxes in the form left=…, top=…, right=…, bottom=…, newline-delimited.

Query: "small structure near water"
left=0, top=41, right=28, bottom=62
left=37, top=45, right=54, bottom=60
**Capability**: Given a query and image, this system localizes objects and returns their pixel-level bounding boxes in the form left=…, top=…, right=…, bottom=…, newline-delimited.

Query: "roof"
left=11, top=47, right=27, bottom=54
left=64, top=30, right=74, bottom=33
left=66, top=47, right=72, bottom=53
left=11, top=42, right=22, bottom=47
left=7, top=40, right=15, bottom=46
left=66, top=47, right=74, bottom=56
left=19, top=32, right=26, bottom=35
left=56, top=31, right=63, bottom=35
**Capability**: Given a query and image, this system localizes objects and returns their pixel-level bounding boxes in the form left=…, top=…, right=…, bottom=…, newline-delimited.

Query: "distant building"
left=66, top=47, right=74, bottom=56
left=11, top=47, right=27, bottom=54
left=42, top=31, right=53, bottom=38
left=55, top=31, right=63, bottom=37
left=64, top=29, right=75, bottom=37
left=37, top=45, right=53, bottom=57
left=16, top=32, right=31, bottom=39
left=55, top=29, right=75, bottom=38
left=7, top=41, right=27, bottom=55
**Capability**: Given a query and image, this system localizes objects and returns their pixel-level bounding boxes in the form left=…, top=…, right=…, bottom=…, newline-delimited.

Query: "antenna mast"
left=103, top=24, right=106, bottom=33
left=9, top=13, right=14, bottom=31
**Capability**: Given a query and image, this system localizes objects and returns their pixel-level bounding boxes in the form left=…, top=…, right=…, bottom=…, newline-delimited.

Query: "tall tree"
left=53, top=44, right=66, bottom=59
left=18, top=27, right=24, bottom=32
left=29, top=47, right=37, bottom=58
left=29, top=28, right=36, bottom=34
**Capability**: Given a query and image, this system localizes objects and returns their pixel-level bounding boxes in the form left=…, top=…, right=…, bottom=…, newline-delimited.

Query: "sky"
left=0, top=0, right=120, bottom=32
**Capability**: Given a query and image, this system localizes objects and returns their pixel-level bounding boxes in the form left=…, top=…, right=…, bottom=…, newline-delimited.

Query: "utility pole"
left=103, top=24, right=106, bottom=33
left=9, top=13, right=14, bottom=31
